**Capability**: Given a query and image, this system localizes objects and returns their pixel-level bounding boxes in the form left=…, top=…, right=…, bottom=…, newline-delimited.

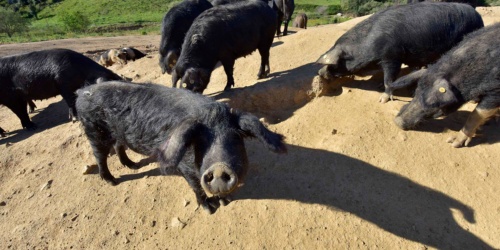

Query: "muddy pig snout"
left=201, top=163, right=238, bottom=196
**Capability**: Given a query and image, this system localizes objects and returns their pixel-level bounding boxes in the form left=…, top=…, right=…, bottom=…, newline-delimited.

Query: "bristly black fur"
left=396, top=23, right=500, bottom=129
left=172, top=0, right=277, bottom=93
left=0, top=48, right=122, bottom=132
left=76, top=80, right=286, bottom=213
left=317, top=2, right=484, bottom=100
left=158, top=0, right=213, bottom=75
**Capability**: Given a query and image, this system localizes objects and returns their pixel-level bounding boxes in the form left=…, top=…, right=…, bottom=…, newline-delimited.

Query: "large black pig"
left=0, top=49, right=122, bottom=131
left=316, top=2, right=484, bottom=103
left=393, top=23, right=500, bottom=148
left=211, top=0, right=271, bottom=6
left=76, top=81, right=287, bottom=213
left=172, top=0, right=277, bottom=93
left=273, top=0, right=295, bottom=36
left=159, top=0, right=213, bottom=75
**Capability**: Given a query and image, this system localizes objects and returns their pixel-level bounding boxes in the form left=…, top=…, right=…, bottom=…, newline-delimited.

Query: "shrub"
left=59, top=10, right=91, bottom=32
left=0, top=8, right=30, bottom=38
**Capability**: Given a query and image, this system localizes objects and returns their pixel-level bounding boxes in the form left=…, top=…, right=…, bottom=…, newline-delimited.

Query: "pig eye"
left=439, top=87, right=446, bottom=93
left=169, top=64, right=174, bottom=68
left=190, top=79, right=195, bottom=84
left=182, top=83, right=187, bottom=88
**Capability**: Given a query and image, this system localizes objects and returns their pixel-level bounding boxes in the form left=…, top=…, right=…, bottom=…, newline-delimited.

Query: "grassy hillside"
left=1, top=0, right=344, bottom=44
left=38, top=0, right=177, bottom=25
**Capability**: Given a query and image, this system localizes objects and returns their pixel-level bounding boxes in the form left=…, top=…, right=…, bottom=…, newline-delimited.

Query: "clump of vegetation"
left=59, top=10, right=91, bottom=32
left=0, top=8, right=30, bottom=38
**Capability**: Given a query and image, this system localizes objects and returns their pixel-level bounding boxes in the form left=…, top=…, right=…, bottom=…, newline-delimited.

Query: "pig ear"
left=157, top=119, right=201, bottom=174
left=390, top=69, right=427, bottom=90
left=316, top=48, right=344, bottom=65
left=234, top=111, right=287, bottom=154
left=171, top=69, right=180, bottom=88
left=427, top=79, right=458, bottom=105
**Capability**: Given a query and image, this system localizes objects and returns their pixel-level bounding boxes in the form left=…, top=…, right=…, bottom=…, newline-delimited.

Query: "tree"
left=0, top=8, right=30, bottom=37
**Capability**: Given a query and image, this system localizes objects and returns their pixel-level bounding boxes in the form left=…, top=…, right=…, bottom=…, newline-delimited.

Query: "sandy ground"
left=0, top=7, right=499, bottom=250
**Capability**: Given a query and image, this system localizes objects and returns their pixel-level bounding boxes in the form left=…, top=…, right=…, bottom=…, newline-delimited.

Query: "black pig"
left=76, top=81, right=287, bottom=213
left=159, top=0, right=213, bottom=75
left=121, top=47, right=146, bottom=62
left=172, top=0, right=277, bottom=93
left=316, top=2, right=484, bottom=103
left=0, top=49, right=122, bottom=131
left=273, top=0, right=295, bottom=36
left=293, top=13, right=307, bottom=29
left=393, top=23, right=500, bottom=148
left=211, top=0, right=270, bottom=5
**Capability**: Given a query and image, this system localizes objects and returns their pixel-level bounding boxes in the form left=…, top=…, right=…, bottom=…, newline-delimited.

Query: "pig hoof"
left=102, top=176, right=118, bottom=185
left=201, top=204, right=215, bottom=214
left=201, top=197, right=220, bottom=214
left=219, top=196, right=232, bottom=206
left=257, top=72, right=268, bottom=79
left=446, top=131, right=472, bottom=148
left=224, top=85, right=232, bottom=91
left=379, top=93, right=391, bottom=103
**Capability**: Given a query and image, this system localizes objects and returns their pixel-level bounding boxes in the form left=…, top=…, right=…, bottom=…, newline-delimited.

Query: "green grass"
left=38, top=0, right=177, bottom=26
left=296, top=0, right=341, bottom=5
left=293, top=0, right=348, bottom=28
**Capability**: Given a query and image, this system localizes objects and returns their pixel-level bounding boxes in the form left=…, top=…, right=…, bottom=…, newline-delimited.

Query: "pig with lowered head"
left=159, top=0, right=213, bottom=75
left=316, top=2, right=484, bottom=103
left=393, top=23, right=500, bottom=148
left=172, top=0, right=277, bottom=93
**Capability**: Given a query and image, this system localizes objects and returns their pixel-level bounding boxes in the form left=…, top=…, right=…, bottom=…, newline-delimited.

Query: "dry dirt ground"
left=1, top=7, right=499, bottom=250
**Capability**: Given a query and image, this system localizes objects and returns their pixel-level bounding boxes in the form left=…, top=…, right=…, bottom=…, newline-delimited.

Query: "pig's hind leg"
left=114, top=144, right=140, bottom=169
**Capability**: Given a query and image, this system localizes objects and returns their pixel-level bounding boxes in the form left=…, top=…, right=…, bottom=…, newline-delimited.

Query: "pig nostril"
left=221, top=172, right=231, bottom=182
left=204, top=172, right=214, bottom=183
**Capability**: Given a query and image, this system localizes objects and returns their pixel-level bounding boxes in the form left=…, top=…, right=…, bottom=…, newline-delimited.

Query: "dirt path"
left=0, top=7, right=499, bottom=249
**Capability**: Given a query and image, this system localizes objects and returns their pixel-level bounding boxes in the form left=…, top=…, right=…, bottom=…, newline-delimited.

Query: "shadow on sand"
left=236, top=143, right=493, bottom=249
left=0, top=99, right=71, bottom=146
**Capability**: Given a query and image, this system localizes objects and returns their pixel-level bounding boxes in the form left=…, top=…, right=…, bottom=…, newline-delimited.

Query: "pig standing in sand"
left=392, top=23, right=500, bottom=148
left=317, top=2, right=484, bottom=103
left=76, top=80, right=287, bottom=213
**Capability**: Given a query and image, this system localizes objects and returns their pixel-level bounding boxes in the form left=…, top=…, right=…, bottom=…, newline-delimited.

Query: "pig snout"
left=394, top=116, right=410, bottom=130
left=318, top=65, right=335, bottom=80
left=201, top=163, right=238, bottom=196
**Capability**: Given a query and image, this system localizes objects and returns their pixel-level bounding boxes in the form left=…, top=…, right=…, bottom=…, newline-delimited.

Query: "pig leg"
left=222, top=59, right=236, bottom=91
left=177, top=163, right=220, bottom=214
left=283, top=19, right=290, bottom=36
left=0, top=127, right=6, bottom=137
left=59, top=88, right=78, bottom=122
left=257, top=46, right=271, bottom=79
left=447, top=106, right=499, bottom=148
left=27, top=100, right=37, bottom=113
left=276, top=13, right=284, bottom=36
left=379, top=61, right=402, bottom=103
left=4, top=97, right=37, bottom=130
left=114, top=144, right=139, bottom=169
left=90, top=142, right=118, bottom=185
